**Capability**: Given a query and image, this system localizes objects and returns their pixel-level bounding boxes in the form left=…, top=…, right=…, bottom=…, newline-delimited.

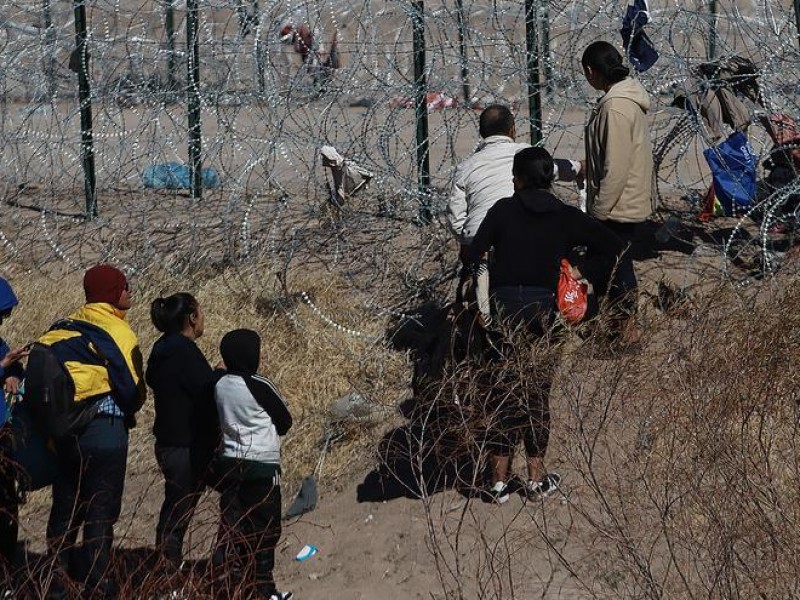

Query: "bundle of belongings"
left=621, top=0, right=658, bottom=73
left=320, top=145, right=373, bottom=208
left=672, top=56, right=760, bottom=218
left=672, top=56, right=799, bottom=220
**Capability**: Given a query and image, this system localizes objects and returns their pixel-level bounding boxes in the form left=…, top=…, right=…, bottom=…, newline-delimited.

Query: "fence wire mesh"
left=0, top=0, right=799, bottom=312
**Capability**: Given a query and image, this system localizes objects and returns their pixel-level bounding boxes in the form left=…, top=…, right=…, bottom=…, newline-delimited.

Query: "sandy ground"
left=11, top=203, right=770, bottom=599
left=3, top=3, right=798, bottom=594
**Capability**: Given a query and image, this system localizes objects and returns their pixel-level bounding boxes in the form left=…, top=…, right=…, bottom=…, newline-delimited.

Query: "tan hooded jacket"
left=585, top=77, right=654, bottom=223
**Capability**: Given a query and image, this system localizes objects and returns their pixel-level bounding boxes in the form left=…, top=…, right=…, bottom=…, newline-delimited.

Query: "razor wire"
left=0, top=0, right=799, bottom=329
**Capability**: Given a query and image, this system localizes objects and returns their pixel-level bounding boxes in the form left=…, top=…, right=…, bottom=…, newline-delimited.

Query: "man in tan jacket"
left=585, top=76, right=654, bottom=227
left=582, top=41, right=654, bottom=344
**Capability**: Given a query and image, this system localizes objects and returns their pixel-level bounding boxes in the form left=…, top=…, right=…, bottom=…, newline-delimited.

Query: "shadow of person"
left=356, top=422, right=487, bottom=503
left=359, top=304, right=500, bottom=503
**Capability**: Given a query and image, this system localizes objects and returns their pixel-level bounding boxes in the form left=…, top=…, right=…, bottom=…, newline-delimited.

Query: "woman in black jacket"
left=146, top=293, right=216, bottom=569
left=468, top=146, right=627, bottom=503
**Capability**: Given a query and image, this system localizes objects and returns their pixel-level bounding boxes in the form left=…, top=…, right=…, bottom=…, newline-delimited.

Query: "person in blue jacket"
left=0, top=277, right=29, bottom=588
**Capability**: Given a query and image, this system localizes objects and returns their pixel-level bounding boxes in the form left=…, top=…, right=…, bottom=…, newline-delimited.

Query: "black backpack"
left=24, top=323, right=102, bottom=439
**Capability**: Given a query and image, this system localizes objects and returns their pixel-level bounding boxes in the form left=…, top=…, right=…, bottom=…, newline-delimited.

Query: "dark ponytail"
left=582, top=41, right=630, bottom=84
left=150, top=292, right=198, bottom=334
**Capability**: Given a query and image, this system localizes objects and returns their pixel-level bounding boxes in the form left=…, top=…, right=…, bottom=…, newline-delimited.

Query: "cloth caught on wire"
left=320, top=146, right=373, bottom=208
left=621, top=0, right=659, bottom=73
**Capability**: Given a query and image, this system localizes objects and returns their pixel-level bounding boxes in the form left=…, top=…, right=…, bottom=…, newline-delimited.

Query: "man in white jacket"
left=448, top=105, right=581, bottom=321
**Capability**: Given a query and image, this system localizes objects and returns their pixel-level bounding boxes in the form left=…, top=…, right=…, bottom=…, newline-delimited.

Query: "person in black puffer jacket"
left=146, top=293, right=217, bottom=570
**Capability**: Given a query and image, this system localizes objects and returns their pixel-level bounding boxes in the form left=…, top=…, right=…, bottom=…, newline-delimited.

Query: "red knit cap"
left=83, top=264, right=128, bottom=305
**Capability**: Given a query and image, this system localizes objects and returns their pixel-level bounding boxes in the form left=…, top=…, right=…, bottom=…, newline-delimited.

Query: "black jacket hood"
left=220, top=328, right=261, bottom=374
left=515, top=188, right=564, bottom=214
left=148, top=332, right=195, bottom=366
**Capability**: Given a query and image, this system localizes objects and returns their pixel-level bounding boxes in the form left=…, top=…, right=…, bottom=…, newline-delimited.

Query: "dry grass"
left=6, top=246, right=800, bottom=598
left=400, top=273, right=800, bottom=599
left=2, top=262, right=409, bottom=527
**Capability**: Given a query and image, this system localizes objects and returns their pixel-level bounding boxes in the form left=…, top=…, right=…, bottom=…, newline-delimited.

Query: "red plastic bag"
left=557, top=259, right=588, bottom=324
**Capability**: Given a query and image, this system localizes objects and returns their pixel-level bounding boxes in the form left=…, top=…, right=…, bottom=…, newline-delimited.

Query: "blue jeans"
left=492, top=286, right=555, bottom=336
left=47, top=415, right=128, bottom=596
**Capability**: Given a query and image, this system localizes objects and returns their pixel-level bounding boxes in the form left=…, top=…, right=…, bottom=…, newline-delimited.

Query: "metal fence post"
left=795, top=0, right=800, bottom=50
left=43, top=0, right=57, bottom=99
left=74, top=0, right=97, bottom=217
left=412, top=0, right=431, bottom=223
left=524, top=0, right=543, bottom=145
left=165, top=0, right=178, bottom=90
left=708, top=0, right=718, bottom=60
left=253, top=0, right=266, bottom=94
left=187, top=0, right=202, bottom=200
left=455, top=0, right=470, bottom=106
left=541, top=0, right=553, bottom=97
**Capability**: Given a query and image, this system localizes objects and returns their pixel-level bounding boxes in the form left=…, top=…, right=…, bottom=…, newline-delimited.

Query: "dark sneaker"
left=487, top=481, right=510, bottom=504
left=266, top=592, right=293, bottom=600
left=525, top=473, right=561, bottom=499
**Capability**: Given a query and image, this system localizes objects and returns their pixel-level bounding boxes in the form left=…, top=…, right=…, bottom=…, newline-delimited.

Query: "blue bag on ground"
left=142, top=162, right=221, bottom=190
left=703, top=131, right=757, bottom=215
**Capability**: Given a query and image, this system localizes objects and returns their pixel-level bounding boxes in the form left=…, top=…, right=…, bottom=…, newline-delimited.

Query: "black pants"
left=216, top=463, right=282, bottom=594
left=603, top=220, right=653, bottom=262
left=0, top=426, right=19, bottom=578
left=47, top=416, right=128, bottom=596
left=155, top=446, right=201, bottom=566
left=595, top=221, right=640, bottom=324
left=488, top=375, right=552, bottom=458
left=488, top=287, right=555, bottom=460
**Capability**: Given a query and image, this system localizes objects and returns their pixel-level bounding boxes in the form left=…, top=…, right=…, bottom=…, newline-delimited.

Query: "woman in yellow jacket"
left=42, top=264, right=145, bottom=599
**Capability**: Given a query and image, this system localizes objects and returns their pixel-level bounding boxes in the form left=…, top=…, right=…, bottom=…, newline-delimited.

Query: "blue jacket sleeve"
left=0, top=338, right=24, bottom=382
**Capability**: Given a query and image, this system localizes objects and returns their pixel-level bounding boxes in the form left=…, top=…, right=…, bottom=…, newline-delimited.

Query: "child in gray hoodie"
left=212, top=329, right=293, bottom=600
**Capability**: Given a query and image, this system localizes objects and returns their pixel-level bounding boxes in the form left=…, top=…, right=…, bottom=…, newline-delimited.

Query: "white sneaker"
left=488, top=481, right=510, bottom=504
left=525, top=473, right=562, bottom=499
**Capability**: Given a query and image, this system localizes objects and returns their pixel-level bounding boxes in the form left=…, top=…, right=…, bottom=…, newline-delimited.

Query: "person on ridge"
left=467, top=147, right=626, bottom=504
left=146, top=292, right=217, bottom=573
left=581, top=41, right=654, bottom=343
